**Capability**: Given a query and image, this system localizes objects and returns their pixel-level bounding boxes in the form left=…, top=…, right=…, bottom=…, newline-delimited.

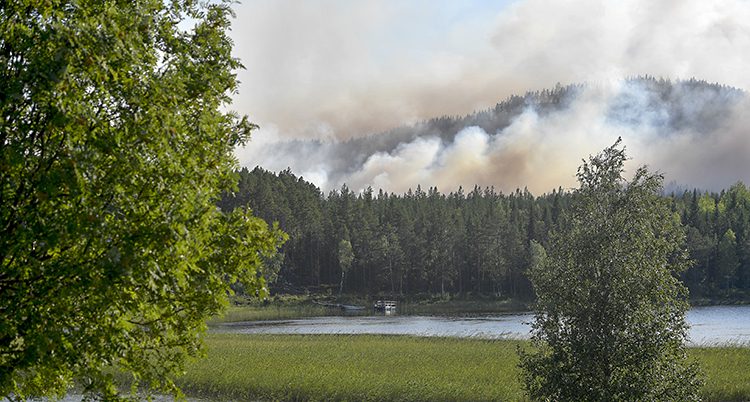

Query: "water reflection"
left=687, top=305, right=750, bottom=345
left=215, top=313, right=534, bottom=339
left=215, top=305, right=750, bottom=346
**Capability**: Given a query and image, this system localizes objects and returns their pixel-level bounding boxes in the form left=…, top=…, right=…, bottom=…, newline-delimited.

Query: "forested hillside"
left=248, top=76, right=745, bottom=194
left=220, top=168, right=750, bottom=301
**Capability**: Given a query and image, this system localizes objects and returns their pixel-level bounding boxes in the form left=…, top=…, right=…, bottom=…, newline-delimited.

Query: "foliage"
left=519, top=140, right=702, bottom=401
left=678, top=182, right=750, bottom=298
left=0, top=0, right=284, bottom=399
left=337, top=239, right=354, bottom=294
left=222, top=166, right=750, bottom=301
left=221, top=167, right=550, bottom=298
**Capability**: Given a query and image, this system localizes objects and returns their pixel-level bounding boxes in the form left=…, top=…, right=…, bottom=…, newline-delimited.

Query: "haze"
left=230, top=0, right=750, bottom=194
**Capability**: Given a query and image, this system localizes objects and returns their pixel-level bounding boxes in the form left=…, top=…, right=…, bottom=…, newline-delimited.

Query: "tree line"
left=220, top=167, right=750, bottom=301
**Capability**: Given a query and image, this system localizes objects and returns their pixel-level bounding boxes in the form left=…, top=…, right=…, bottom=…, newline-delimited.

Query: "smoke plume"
left=231, top=0, right=750, bottom=140
left=236, top=79, right=749, bottom=194
left=231, top=0, right=750, bottom=193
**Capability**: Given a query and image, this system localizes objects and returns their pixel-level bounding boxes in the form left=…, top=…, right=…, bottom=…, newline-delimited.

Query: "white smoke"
left=231, top=0, right=750, bottom=140
left=235, top=80, right=750, bottom=194
left=638, top=98, right=750, bottom=191
left=231, top=0, right=750, bottom=194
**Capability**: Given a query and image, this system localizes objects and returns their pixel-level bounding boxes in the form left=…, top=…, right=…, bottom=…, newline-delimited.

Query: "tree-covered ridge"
left=221, top=167, right=750, bottom=301
left=262, top=77, right=744, bottom=176
left=381, top=76, right=742, bottom=143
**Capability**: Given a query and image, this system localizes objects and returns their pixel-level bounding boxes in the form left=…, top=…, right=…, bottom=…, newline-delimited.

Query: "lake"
left=14, top=305, right=749, bottom=402
left=214, top=305, right=750, bottom=346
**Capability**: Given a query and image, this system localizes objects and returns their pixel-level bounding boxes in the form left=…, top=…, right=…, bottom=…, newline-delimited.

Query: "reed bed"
left=177, top=334, right=750, bottom=401
left=691, top=346, right=750, bottom=401
left=181, top=334, right=527, bottom=401
left=208, top=304, right=331, bottom=323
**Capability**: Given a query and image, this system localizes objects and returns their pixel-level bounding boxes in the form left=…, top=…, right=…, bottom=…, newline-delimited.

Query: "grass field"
left=692, top=346, right=750, bottom=401
left=208, top=303, right=331, bottom=323
left=177, top=334, right=750, bottom=401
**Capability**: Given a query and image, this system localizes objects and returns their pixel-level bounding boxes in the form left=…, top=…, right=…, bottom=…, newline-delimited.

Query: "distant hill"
left=245, top=77, right=746, bottom=193
left=345, top=76, right=741, bottom=156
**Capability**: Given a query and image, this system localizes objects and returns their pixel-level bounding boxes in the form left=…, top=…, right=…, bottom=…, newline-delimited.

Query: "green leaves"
left=519, top=140, right=702, bottom=401
left=0, top=0, right=284, bottom=399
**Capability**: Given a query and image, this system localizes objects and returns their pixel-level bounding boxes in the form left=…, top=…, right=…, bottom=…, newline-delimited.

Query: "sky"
left=228, top=0, right=750, bottom=194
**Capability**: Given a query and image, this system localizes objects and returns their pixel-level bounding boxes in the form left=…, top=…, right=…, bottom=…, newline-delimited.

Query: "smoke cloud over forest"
left=238, top=79, right=749, bottom=194
left=231, top=0, right=750, bottom=194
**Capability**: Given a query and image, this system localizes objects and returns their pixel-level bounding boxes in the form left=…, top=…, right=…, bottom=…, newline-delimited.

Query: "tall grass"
left=208, top=304, right=331, bottom=323
left=178, top=334, right=750, bottom=401
left=208, top=294, right=336, bottom=323
left=181, top=334, right=527, bottom=401
left=692, top=346, right=750, bottom=401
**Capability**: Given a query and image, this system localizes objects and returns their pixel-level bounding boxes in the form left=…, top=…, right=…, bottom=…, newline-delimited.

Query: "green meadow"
left=177, top=334, right=750, bottom=401
left=209, top=303, right=330, bottom=323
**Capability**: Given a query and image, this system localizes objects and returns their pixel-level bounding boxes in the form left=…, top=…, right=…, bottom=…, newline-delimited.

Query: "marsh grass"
left=691, top=346, right=750, bottom=401
left=181, top=334, right=527, bottom=401
left=208, top=304, right=331, bottom=323
left=178, top=334, right=750, bottom=401
left=208, top=295, right=338, bottom=323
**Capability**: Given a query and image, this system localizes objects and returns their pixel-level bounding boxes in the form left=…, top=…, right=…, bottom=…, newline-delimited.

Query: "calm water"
left=214, top=305, right=750, bottom=346
left=13, top=306, right=748, bottom=401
